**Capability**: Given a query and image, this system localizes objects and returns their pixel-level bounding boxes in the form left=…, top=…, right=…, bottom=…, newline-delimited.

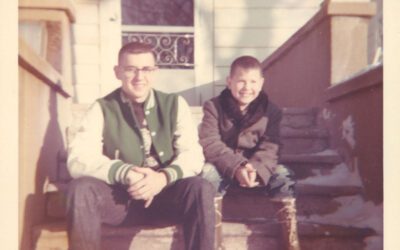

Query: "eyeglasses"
left=121, top=66, right=158, bottom=76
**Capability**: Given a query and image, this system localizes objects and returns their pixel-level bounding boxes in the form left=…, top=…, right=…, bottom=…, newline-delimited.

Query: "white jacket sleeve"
left=67, top=102, right=130, bottom=184
left=164, top=96, right=204, bottom=180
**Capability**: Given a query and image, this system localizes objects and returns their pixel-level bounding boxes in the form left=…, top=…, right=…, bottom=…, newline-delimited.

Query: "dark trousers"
left=66, top=176, right=216, bottom=250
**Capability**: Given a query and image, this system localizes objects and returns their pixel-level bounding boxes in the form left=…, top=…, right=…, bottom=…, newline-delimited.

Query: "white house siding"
left=213, top=0, right=323, bottom=95
left=72, top=0, right=101, bottom=104
left=71, top=0, right=329, bottom=103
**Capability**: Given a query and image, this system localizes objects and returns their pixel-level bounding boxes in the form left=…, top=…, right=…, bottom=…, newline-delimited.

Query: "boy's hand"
left=126, top=168, right=145, bottom=185
left=127, top=167, right=168, bottom=207
left=235, top=163, right=259, bottom=188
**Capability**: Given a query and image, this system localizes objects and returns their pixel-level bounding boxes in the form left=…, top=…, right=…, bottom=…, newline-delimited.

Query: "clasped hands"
left=126, top=167, right=168, bottom=208
left=235, top=163, right=260, bottom=188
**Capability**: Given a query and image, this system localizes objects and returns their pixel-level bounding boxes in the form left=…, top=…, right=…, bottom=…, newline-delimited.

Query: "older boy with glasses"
left=67, top=42, right=215, bottom=250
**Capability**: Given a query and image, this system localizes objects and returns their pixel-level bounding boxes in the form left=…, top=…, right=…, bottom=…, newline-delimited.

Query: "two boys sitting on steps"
left=67, top=41, right=300, bottom=250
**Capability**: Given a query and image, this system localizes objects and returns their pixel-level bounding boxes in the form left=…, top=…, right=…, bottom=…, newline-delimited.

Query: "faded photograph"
left=17, top=0, right=383, bottom=249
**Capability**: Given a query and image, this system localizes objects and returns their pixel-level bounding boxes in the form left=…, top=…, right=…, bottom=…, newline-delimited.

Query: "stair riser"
left=46, top=181, right=359, bottom=219
left=223, top=237, right=365, bottom=250
left=281, top=137, right=328, bottom=154
left=281, top=115, right=316, bottom=129
left=34, top=233, right=366, bottom=250
left=47, top=181, right=361, bottom=221
left=104, top=236, right=184, bottom=250
left=222, top=195, right=342, bottom=221
left=285, top=163, right=334, bottom=180
left=46, top=192, right=346, bottom=221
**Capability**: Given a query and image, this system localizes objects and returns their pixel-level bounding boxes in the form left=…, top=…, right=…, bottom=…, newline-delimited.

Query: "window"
left=121, top=0, right=194, bottom=69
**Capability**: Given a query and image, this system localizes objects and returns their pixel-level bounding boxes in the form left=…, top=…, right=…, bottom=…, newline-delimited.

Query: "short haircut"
left=118, top=41, right=156, bottom=64
left=229, top=56, right=262, bottom=76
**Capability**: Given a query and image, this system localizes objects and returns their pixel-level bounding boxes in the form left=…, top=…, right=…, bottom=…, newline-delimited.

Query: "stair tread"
left=280, top=151, right=341, bottom=164
left=46, top=180, right=361, bottom=198
left=281, top=107, right=318, bottom=115
left=226, top=183, right=362, bottom=197
left=33, top=220, right=375, bottom=239
left=280, top=127, right=328, bottom=138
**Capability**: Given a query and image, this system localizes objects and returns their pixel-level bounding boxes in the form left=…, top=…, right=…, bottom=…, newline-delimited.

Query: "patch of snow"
left=298, top=162, right=362, bottom=186
left=312, top=149, right=338, bottom=156
left=342, top=115, right=356, bottom=149
left=299, top=195, right=383, bottom=250
left=322, top=108, right=331, bottom=120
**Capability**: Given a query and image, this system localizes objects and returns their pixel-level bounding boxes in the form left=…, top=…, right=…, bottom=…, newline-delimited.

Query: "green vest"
left=98, top=88, right=178, bottom=167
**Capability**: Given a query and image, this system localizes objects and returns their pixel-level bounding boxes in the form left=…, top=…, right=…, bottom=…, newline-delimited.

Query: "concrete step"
left=280, top=150, right=343, bottom=180
left=280, top=127, right=329, bottom=154
left=281, top=107, right=318, bottom=129
left=33, top=220, right=374, bottom=250
left=45, top=182, right=362, bottom=220
left=56, top=150, right=343, bottom=181
left=46, top=151, right=351, bottom=219
left=222, top=184, right=362, bottom=220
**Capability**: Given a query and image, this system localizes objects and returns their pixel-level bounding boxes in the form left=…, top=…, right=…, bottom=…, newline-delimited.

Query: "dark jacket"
left=199, top=93, right=282, bottom=185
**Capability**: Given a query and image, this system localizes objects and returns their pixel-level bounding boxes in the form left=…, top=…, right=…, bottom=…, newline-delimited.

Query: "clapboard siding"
left=215, top=9, right=317, bottom=28
left=75, top=2, right=99, bottom=24
left=72, top=0, right=101, bottom=103
left=72, top=24, right=99, bottom=44
left=215, top=28, right=295, bottom=47
left=74, top=84, right=101, bottom=103
left=214, top=47, right=275, bottom=67
left=214, top=66, right=230, bottom=82
left=215, top=0, right=323, bottom=9
left=74, top=64, right=100, bottom=84
left=73, top=44, right=100, bottom=64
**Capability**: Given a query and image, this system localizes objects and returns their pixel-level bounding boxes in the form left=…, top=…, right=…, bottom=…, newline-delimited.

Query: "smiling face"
left=114, top=52, right=157, bottom=103
left=227, top=67, right=264, bottom=110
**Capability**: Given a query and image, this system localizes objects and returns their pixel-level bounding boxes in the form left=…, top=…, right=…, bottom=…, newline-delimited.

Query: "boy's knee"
left=268, top=165, right=296, bottom=198
left=186, top=176, right=216, bottom=200
left=67, top=176, right=103, bottom=201
left=201, top=163, right=225, bottom=193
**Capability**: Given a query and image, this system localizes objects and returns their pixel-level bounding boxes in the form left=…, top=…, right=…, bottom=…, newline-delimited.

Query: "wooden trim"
left=325, top=1, right=376, bottom=17
left=19, top=0, right=76, bottom=23
left=325, top=64, right=382, bottom=102
left=195, top=0, right=215, bottom=104
left=19, top=38, right=71, bottom=97
left=19, top=8, right=73, bottom=94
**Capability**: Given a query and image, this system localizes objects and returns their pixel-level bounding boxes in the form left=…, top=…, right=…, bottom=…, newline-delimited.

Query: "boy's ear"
left=226, top=76, right=231, bottom=88
left=260, top=76, right=265, bottom=84
left=114, top=65, right=122, bottom=80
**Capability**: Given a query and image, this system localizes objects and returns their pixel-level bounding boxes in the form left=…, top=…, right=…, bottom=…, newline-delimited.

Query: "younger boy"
left=199, top=56, right=300, bottom=250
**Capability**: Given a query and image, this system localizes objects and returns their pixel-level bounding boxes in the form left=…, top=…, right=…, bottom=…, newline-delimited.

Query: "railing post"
left=323, top=0, right=376, bottom=84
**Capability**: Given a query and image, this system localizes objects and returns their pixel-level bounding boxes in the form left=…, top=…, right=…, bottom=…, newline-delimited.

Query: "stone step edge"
left=226, top=184, right=362, bottom=197
left=46, top=181, right=362, bottom=199
left=280, top=151, right=342, bottom=164
left=280, top=127, right=329, bottom=139
left=33, top=220, right=375, bottom=240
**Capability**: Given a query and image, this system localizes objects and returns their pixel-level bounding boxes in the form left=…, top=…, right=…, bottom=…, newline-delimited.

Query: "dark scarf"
left=218, top=88, right=269, bottom=146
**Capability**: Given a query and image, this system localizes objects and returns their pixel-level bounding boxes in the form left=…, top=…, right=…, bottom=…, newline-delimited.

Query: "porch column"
left=325, top=0, right=376, bottom=84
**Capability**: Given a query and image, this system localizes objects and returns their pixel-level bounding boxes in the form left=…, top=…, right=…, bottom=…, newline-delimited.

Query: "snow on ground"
left=299, top=195, right=383, bottom=250
left=298, top=162, right=363, bottom=186
left=297, top=158, right=382, bottom=249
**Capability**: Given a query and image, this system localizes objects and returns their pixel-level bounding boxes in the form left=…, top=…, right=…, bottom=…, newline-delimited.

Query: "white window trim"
left=122, top=25, right=194, bottom=33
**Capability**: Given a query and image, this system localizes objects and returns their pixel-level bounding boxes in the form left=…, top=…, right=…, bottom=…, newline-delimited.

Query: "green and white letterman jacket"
left=67, top=88, right=204, bottom=185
